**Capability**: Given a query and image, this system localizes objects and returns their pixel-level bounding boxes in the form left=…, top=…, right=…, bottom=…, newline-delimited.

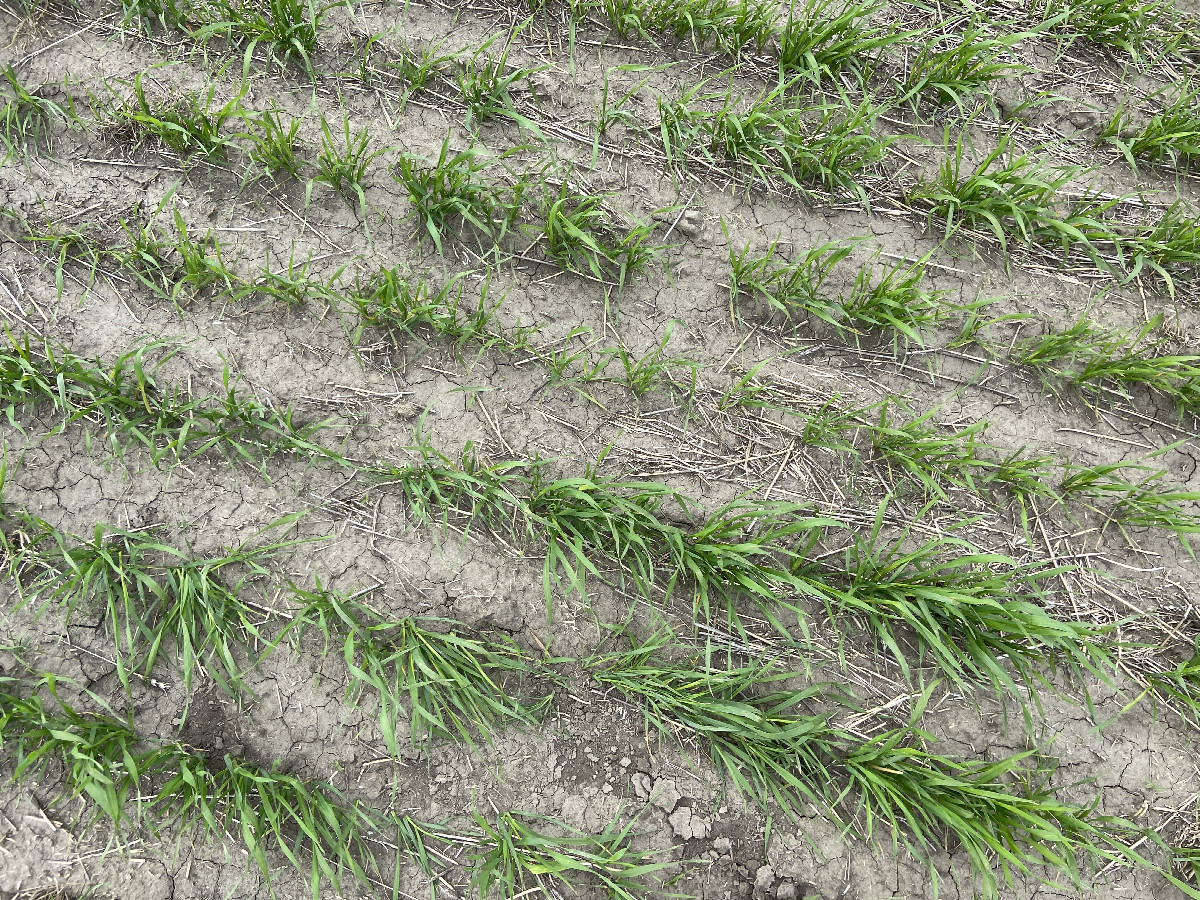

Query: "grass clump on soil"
left=387, top=36, right=456, bottom=101
left=899, top=21, right=1030, bottom=108
left=777, top=0, right=908, bottom=84
left=0, top=676, right=441, bottom=896
left=663, top=80, right=892, bottom=200
left=239, top=101, right=304, bottom=181
left=308, top=111, right=387, bottom=218
left=1100, top=83, right=1200, bottom=172
left=0, top=65, right=73, bottom=161
left=1136, top=644, right=1200, bottom=727
left=910, top=129, right=1119, bottom=266
left=233, top=247, right=346, bottom=309
left=727, top=234, right=949, bottom=342
left=196, top=0, right=329, bottom=75
left=392, top=136, right=526, bottom=254
left=104, top=71, right=243, bottom=159
left=469, top=809, right=671, bottom=900
left=3, top=513, right=308, bottom=700
left=535, top=180, right=663, bottom=287
left=1059, top=458, right=1200, bottom=546
left=1031, top=0, right=1173, bottom=55
left=600, top=0, right=776, bottom=55
left=587, top=636, right=1147, bottom=900
left=345, top=267, right=511, bottom=352
left=120, top=0, right=195, bottom=33
left=454, top=31, right=546, bottom=131
left=1124, top=202, right=1200, bottom=293
left=1014, top=313, right=1200, bottom=417
left=0, top=334, right=338, bottom=466
left=866, top=403, right=1059, bottom=506
left=113, top=207, right=234, bottom=306
left=280, top=586, right=553, bottom=752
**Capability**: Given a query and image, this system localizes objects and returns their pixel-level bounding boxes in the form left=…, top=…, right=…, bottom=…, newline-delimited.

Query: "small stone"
left=1069, top=110, right=1097, bottom=129
left=602, top=783, right=613, bottom=793
left=651, top=777, right=682, bottom=812
left=776, top=885, right=796, bottom=900
left=754, top=865, right=776, bottom=893
left=714, top=837, right=732, bottom=854
left=631, top=772, right=652, bottom=800
left=668, top=806, right=711, bottom=840
left=620, top=756, right=631, bottom=767
left=528, top=71, right=557, bottom=102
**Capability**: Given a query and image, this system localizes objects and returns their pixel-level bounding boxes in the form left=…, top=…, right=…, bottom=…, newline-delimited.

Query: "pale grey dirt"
left=1, top=2, right=1200, bottom=900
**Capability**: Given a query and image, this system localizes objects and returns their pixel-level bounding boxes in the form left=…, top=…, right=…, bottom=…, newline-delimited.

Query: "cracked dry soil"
left=3, top=2, right=1200, bottom=900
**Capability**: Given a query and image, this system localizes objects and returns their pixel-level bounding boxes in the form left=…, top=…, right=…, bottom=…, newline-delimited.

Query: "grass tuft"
left=7, top=514, right=309, bottom=700
left=900, top=21, right=1029, bottom=108
left=727, top=235, right=947, bottom=341
left=587, top=637, right=1142, bottom=899
left=393, top=135, right=526, bottom=253
left=799, top=502, right=1108, bottom=706
left=1100, top=83, right=1200, bottom=172
left=778, top=0, right=906, bottom=84
left=469, top=809, right=670, bottom=900
left=106, top=71, right=242, bottom=158
left=281, top=586, right=552, bottom=752
left=240, top=102, right=304, bottom=180
left=0, top=65, right=73, bottom=161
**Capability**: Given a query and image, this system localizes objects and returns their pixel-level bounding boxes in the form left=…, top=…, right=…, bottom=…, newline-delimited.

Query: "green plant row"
left=0, top=673, right=667, bottom=900
left=4, top=651, right=1198, bottom=900
left=0, top=331, right=339, bottom=467
left=588, top=633, right=1200, bottom=900
left=911, top=129, right=1200, bottom=292
left=20, top=49, right=1200, bottom=293
left=113, top=0, right=1189, bottom=94
left=1014, top=312, right=1200, bottom=419
left=0, top=413, right=1106, bottom=715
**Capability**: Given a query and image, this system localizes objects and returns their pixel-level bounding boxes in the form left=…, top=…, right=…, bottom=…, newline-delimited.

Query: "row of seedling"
left=0, top=672, right=667, bottom=899
left=907, top=128, right=1200, bottom=290
left=1009, top=312, right=1200, bottom=418
left=19, top=51, right=1200, bottom=298
left=8, top=283, right=1197, bottom=559
left=747, top=363, right=1200, bottom=547
left=8, top=265, right=1199, bottom=557
left=591, top=0, right=1183, bottom=73
left=2, top=492, right=1192, bottom=898
left=108, top=0, right=1190, bottom=96
left=3, top=514, right=1197, bottom=900
left=0, top=330, right=343, bottom=467
left=29, top=0, right=1200, bottom=226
